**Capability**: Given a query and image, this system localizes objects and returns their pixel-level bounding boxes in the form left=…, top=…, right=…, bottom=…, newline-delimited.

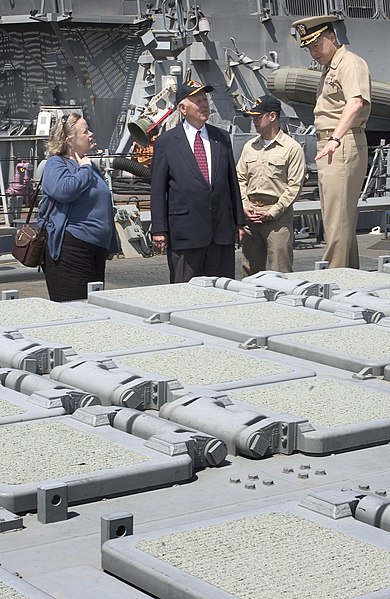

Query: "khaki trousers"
left=242, top=206, right=294, bottom=276
left=316, top=129, right=368, bottom=269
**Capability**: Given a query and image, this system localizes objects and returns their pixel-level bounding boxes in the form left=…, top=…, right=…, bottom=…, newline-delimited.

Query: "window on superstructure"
left=282, top=0, right=331, bottom=16
left=340, top=0, right=377, bottom=17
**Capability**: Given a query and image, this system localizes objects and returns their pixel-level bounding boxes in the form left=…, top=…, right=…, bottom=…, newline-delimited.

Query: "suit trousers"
left=43, top=231, right=107, bottom=302
left=317, top=129, right=368, bottom=269
left=242, top=206, right=294, bottom=276
left=167, top=242, right=235, bottom=283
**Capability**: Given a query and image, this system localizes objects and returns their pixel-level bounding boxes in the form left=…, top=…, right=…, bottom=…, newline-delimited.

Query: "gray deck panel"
left=0, top=567, right=53, bottom=598
left=17, top=309, right=210, bottom=363
left=267, top=323, right=390, bottom=375
left=0, top=297, right=109, bottom=332
left=88, top=284, right=265, bottom=322
left=102, top=502, right=390, bottom=599
left=285, top=267, right=390, bottom=293
left=27, top=565, right=152, bottom=599
left=0, top=416, right=193, bottom=513
left=0, top=385, right=65, bottom=424
left=112, top=343, right=316, bottom=392
left=223, top=376, right=390, bottom=454
left=170, top=302, right=366, bottom=348
left=2, top=445, right=390, bottom=599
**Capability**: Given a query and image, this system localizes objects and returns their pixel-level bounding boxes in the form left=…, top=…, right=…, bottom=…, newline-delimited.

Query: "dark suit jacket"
left=150, top=122, right=245, bottom=251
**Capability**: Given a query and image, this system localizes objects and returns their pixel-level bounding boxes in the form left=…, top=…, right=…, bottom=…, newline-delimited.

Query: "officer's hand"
left=315, top=139, right=339, bottom=164
left=245, top=207, right=263, bottom=223
left=255, top=210, right=274, bottom=224
left=244, top=207, right=255, bottom=218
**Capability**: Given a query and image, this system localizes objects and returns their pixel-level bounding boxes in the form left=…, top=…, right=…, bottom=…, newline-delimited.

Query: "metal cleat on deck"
left=275, top=294, right=305, bottom=307
left=242, top=272, right=321, bottom=296
left=159, top=394, right=304, bottom=458
left=299, top=489, right=360, bottom=519
left=301, top=488, right=390, bottom=533
left=0, top=332, right=53, bottom=374
left=213, top=277, right=268, bottom=298
left=0, top=367, right=101, bottom=413
left=188, top=276, right=218, bottom=287
left=50, top=358, right=185, bottom=410
left=111, top=407, right=228, bottom=469
left=352, top=366, right=376, bottom=380
left=303, top=296, right=366, bottom=320
left=354, top=494, right=390, bottom=532
left=30, top=387, right=101, bottom=413
left=333, top=290, right=390, bottom=319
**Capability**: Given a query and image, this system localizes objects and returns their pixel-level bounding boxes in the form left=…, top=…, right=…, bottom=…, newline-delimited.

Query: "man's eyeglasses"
left=252, top=113, right=267, bottom=120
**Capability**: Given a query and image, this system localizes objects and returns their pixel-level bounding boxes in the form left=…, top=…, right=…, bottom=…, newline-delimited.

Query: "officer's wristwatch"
left=328, top=136, right=341, bottom=147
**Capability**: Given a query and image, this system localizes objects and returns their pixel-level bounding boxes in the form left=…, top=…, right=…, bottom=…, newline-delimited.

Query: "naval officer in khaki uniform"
left=237, top=95, right=306, bottom=274
left=292, top=15, right=371, bottom=269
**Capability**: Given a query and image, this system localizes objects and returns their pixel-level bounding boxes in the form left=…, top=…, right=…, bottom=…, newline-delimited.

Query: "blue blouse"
left=38, top=155, right=118, bottom=261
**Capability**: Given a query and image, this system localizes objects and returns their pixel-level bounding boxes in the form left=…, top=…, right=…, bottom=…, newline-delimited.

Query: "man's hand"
left=236, top=226, right=246, bottom=246
left=315, top=139, right=340, bottom=164
left=152, top=232, right=167, bottom=253
left=244, top=207, right=273, bottom=224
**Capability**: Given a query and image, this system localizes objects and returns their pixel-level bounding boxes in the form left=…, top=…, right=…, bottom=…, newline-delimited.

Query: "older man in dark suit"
left=151, top=80, right=245, bottom=283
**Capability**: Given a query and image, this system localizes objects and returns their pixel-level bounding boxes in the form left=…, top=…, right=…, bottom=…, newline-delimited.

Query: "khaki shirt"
left=314, top=45, right=371, bottom=131
left=236, top=129, right=306, bottom=220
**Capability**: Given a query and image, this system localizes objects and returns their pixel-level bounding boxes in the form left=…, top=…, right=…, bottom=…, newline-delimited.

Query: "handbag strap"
left=25, top=177, right=43, bottom=224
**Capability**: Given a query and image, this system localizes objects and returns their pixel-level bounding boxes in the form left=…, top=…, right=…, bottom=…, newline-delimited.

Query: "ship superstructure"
left=0, top=0, right=389, bottom=236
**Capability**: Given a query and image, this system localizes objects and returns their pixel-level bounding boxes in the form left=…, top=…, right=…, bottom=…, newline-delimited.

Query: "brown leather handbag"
left=11, top=179, right=48, bottom=268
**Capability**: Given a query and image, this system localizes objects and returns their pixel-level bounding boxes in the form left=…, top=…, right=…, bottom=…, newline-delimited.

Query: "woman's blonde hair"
left=46, top=112, right=82, bottom=156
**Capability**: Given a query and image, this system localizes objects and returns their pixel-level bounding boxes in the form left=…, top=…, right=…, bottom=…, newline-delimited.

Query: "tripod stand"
left=359, top=140, right=390, bottom=202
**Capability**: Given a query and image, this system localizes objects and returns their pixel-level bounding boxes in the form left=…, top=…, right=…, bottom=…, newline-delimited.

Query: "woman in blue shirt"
left=38, top=113, right=118, bottom=301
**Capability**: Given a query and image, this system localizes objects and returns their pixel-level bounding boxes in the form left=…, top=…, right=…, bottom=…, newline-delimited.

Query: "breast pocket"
left=245, top=156, right=259, bottom=174
left=266, top=158, right=285, bottom=179
left=325, top=80, right=343, bottom=101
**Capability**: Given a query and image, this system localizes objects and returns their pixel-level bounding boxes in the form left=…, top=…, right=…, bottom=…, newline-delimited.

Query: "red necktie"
left=194, top=130, right=210, bottom=184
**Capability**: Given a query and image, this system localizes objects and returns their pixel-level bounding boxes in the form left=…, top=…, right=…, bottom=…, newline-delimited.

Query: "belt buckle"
left=316, top=130, right=332, bottom=141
